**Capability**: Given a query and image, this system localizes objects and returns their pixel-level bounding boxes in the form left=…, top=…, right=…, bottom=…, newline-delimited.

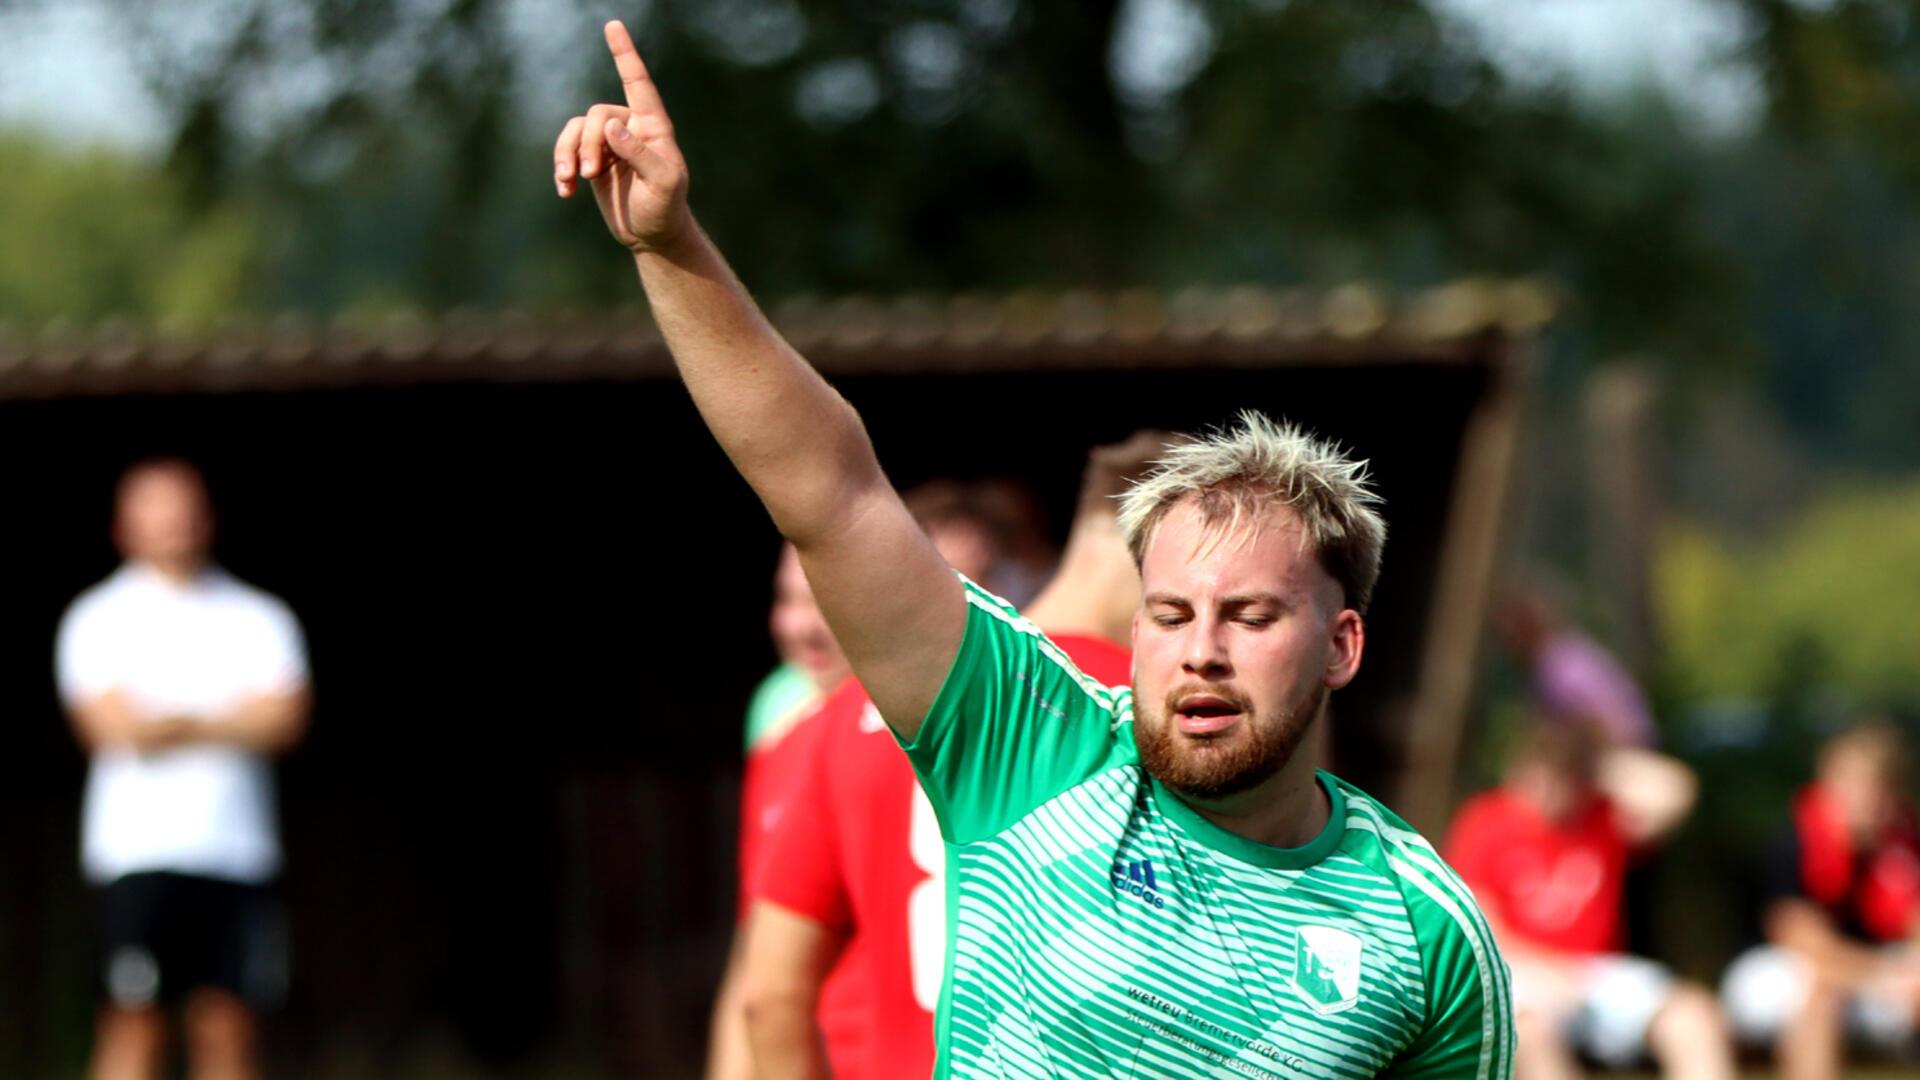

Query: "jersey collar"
left=1149, top=769, right=1347, bottom=870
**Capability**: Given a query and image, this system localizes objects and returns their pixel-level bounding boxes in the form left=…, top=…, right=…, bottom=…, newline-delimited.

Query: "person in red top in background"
left=708, top=478, right=1023, bottom=1080
left=1445, top=722, right=1735, bottom=1080
left=1721, top=722, right=1920, bottom=1080
left=737, top=435, right=1162, bottom=1080
left=707, top=542, right=851, bottom=1080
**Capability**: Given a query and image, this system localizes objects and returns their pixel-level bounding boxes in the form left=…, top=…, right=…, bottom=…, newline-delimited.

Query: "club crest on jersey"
left=1291, top=925, right=1363, bottom=1014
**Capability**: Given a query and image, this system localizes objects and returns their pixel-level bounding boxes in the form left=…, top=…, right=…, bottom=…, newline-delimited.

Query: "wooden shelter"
left=0, top=281, right=1541, bottom=1073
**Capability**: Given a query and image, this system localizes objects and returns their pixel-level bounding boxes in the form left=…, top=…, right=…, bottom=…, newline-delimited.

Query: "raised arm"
left=556, top=21, right=962, bottom=736
left=1021, top=432, right=1167, bottom=643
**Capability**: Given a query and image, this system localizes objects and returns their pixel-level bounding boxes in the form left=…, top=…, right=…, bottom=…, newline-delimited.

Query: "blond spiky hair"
left=1116, top=411, right=1388, bottom=613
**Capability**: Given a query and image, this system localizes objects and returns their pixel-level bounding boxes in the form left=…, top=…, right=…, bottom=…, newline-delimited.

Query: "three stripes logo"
left=1111, top=857, right=1167, bottom=910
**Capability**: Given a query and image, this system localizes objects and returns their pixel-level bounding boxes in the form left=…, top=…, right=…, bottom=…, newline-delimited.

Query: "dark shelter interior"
left=0, top=319, right=1512, bottom=1074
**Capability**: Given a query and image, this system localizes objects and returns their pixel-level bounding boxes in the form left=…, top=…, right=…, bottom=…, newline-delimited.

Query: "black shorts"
left=97, top=871, right=287, bottom=1011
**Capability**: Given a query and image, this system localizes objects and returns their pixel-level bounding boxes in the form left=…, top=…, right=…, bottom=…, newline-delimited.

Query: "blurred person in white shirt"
left=57, top=459, right=310, bottom=1080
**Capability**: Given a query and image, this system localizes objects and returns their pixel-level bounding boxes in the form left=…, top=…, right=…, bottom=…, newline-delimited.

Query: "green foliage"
left=0, top=136, right=261, bottom=326
left=1657, top=481, right=1920, bottom=707
left=2, top=0, right=1905, bottom=469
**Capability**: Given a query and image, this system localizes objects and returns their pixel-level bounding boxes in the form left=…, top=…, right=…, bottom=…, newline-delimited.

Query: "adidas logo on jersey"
left=1110, top=858, right=1166, bottom=909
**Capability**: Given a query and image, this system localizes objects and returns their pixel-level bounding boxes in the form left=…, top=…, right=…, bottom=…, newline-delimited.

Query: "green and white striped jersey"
left=899, top=580, right=1514, bottom=1079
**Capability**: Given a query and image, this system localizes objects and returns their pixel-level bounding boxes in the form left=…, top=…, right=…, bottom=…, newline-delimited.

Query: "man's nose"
left=1181, top=617, right=1232, bottom=678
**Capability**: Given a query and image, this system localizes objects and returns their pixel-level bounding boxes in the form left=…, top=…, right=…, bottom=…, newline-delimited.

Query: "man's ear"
left=1325, top=609, right=1364, bottom=690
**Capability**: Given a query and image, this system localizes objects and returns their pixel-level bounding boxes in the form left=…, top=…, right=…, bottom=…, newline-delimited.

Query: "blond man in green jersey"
left=556, top=22, right=1513, bottom=1078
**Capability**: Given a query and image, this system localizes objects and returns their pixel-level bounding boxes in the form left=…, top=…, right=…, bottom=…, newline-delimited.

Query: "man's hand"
left=1022, top=431, right=1173, bottom=644
left=554, top=20, right=692, bottom=254
left=1082, top=430, right=1177, bottom=511
left=129, top=716, right=200, bottom=754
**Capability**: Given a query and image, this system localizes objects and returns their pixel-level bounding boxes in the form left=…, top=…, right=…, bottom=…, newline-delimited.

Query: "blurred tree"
left=99, top=1, right=1738, bottom=358
left=33, top=0, right=1915, bottom=465
left=0, top=135, right=259, bottom=326
left=1657, top=481, right=1920, bottom=708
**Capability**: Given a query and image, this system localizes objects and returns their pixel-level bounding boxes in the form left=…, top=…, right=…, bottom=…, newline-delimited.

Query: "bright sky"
left=0, top=0, right=1762, bottom=151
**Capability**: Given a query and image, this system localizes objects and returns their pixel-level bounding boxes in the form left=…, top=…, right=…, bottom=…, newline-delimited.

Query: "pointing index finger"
left=604, top=20, right=666, bottom=119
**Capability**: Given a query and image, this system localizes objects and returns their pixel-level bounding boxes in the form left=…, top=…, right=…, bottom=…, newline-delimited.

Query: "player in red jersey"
left=738, top=437, right=1159, bottom=1079
left=710, top=483, right=1010, bottom=1080
left=1445, top=723, right=1734, bottom=1079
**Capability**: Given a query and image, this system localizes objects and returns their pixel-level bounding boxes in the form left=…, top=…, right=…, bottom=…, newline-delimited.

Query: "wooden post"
left=1394, top=343, right=1530, bottom=832
left=1582, top=364, right=1660, bottom=677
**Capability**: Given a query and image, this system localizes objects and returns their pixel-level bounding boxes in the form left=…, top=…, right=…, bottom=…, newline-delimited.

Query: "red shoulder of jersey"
left=747, top=680, right=876, bottom=926
left=735, top=677, right=857, bottom=923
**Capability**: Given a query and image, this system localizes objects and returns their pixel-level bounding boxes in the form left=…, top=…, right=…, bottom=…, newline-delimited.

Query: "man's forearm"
left=634, top=227, right=885, bottom=548
left=742, top=993, right=831, bottom=1080
left=67, top=692, right=146, bottom=752
left=704, top=937, right=756, bottom=1080
left=195, top=689, right=311, bottom=755
left=1770, top=901, right=1882, bottom=987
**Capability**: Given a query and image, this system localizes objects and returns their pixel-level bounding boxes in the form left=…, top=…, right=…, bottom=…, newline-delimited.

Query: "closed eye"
left=1144, top=594, right=1192, bottom=628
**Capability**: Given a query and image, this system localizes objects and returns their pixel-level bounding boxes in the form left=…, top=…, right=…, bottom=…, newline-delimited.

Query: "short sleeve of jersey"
left=899, top=578, right=1129, bottom=844
left=1384, top=827, right=1515, bottom=1080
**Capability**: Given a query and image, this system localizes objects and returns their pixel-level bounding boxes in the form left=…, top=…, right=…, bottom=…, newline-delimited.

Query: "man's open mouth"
left=1174, top=694, right=1244, bottom=735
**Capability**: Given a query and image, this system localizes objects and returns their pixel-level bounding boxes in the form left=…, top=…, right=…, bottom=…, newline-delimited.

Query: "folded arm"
left=67, top=688, right=310, bottom=756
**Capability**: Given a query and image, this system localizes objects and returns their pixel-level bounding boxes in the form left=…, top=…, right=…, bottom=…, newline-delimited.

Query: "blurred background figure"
left=708, top=476, right=1045, bottom=1079
left=1445, top=723, right=1735, bottom=1080
left=1494, top=580, right=1698, bottom=952
left=55, top=459, right=311, bottom=1080
left=747, top=544, right=852, bottom=757
left=1495, top=583, right=1655, bottom=750
left=1721, top=721, right=1920, bottom=1080
left=709, top=541, right=852, bottom=1080
left=735, top=435, right=1158, bottom=1080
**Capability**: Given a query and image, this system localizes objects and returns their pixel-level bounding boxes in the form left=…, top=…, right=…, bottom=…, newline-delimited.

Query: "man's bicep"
left=797, top=486, right=966, bottom=742
left=742, top=899, right=846, bottom=997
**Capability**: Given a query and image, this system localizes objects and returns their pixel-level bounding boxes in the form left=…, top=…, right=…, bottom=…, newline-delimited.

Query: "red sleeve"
left=736, top=699, right=834, bottom=923
left=737, top=750, right=773, bottom=923
left=753, top=715, right=853, bottom=932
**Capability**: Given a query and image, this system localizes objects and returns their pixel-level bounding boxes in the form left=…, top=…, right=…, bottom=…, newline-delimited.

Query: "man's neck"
left=1182, top=726, right=1330, bottom=850
left=138, top=556, right=206, bottom=585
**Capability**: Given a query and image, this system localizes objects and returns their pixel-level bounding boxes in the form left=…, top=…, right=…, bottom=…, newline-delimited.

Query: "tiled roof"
left=0, top=280, right=1551, bottom=399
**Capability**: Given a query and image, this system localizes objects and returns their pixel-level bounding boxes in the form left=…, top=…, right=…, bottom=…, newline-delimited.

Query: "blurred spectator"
left=736, top=435, right=1159, bottom=1079
left=1445, top=723, right=1735, bottom=1080
left=1494, top=579, right=1695, bottom=956
left=1721, top=722, right=1920, bottom=1080
left=969, top=478, right=1058, bottom=608
left=56, top=459, right=310, bottom=1080
left=1495, top=583, right=1656, bottom=750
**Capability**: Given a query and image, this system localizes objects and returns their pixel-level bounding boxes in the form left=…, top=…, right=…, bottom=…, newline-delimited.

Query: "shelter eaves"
left=0, top=281, right=1552, bottom=400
